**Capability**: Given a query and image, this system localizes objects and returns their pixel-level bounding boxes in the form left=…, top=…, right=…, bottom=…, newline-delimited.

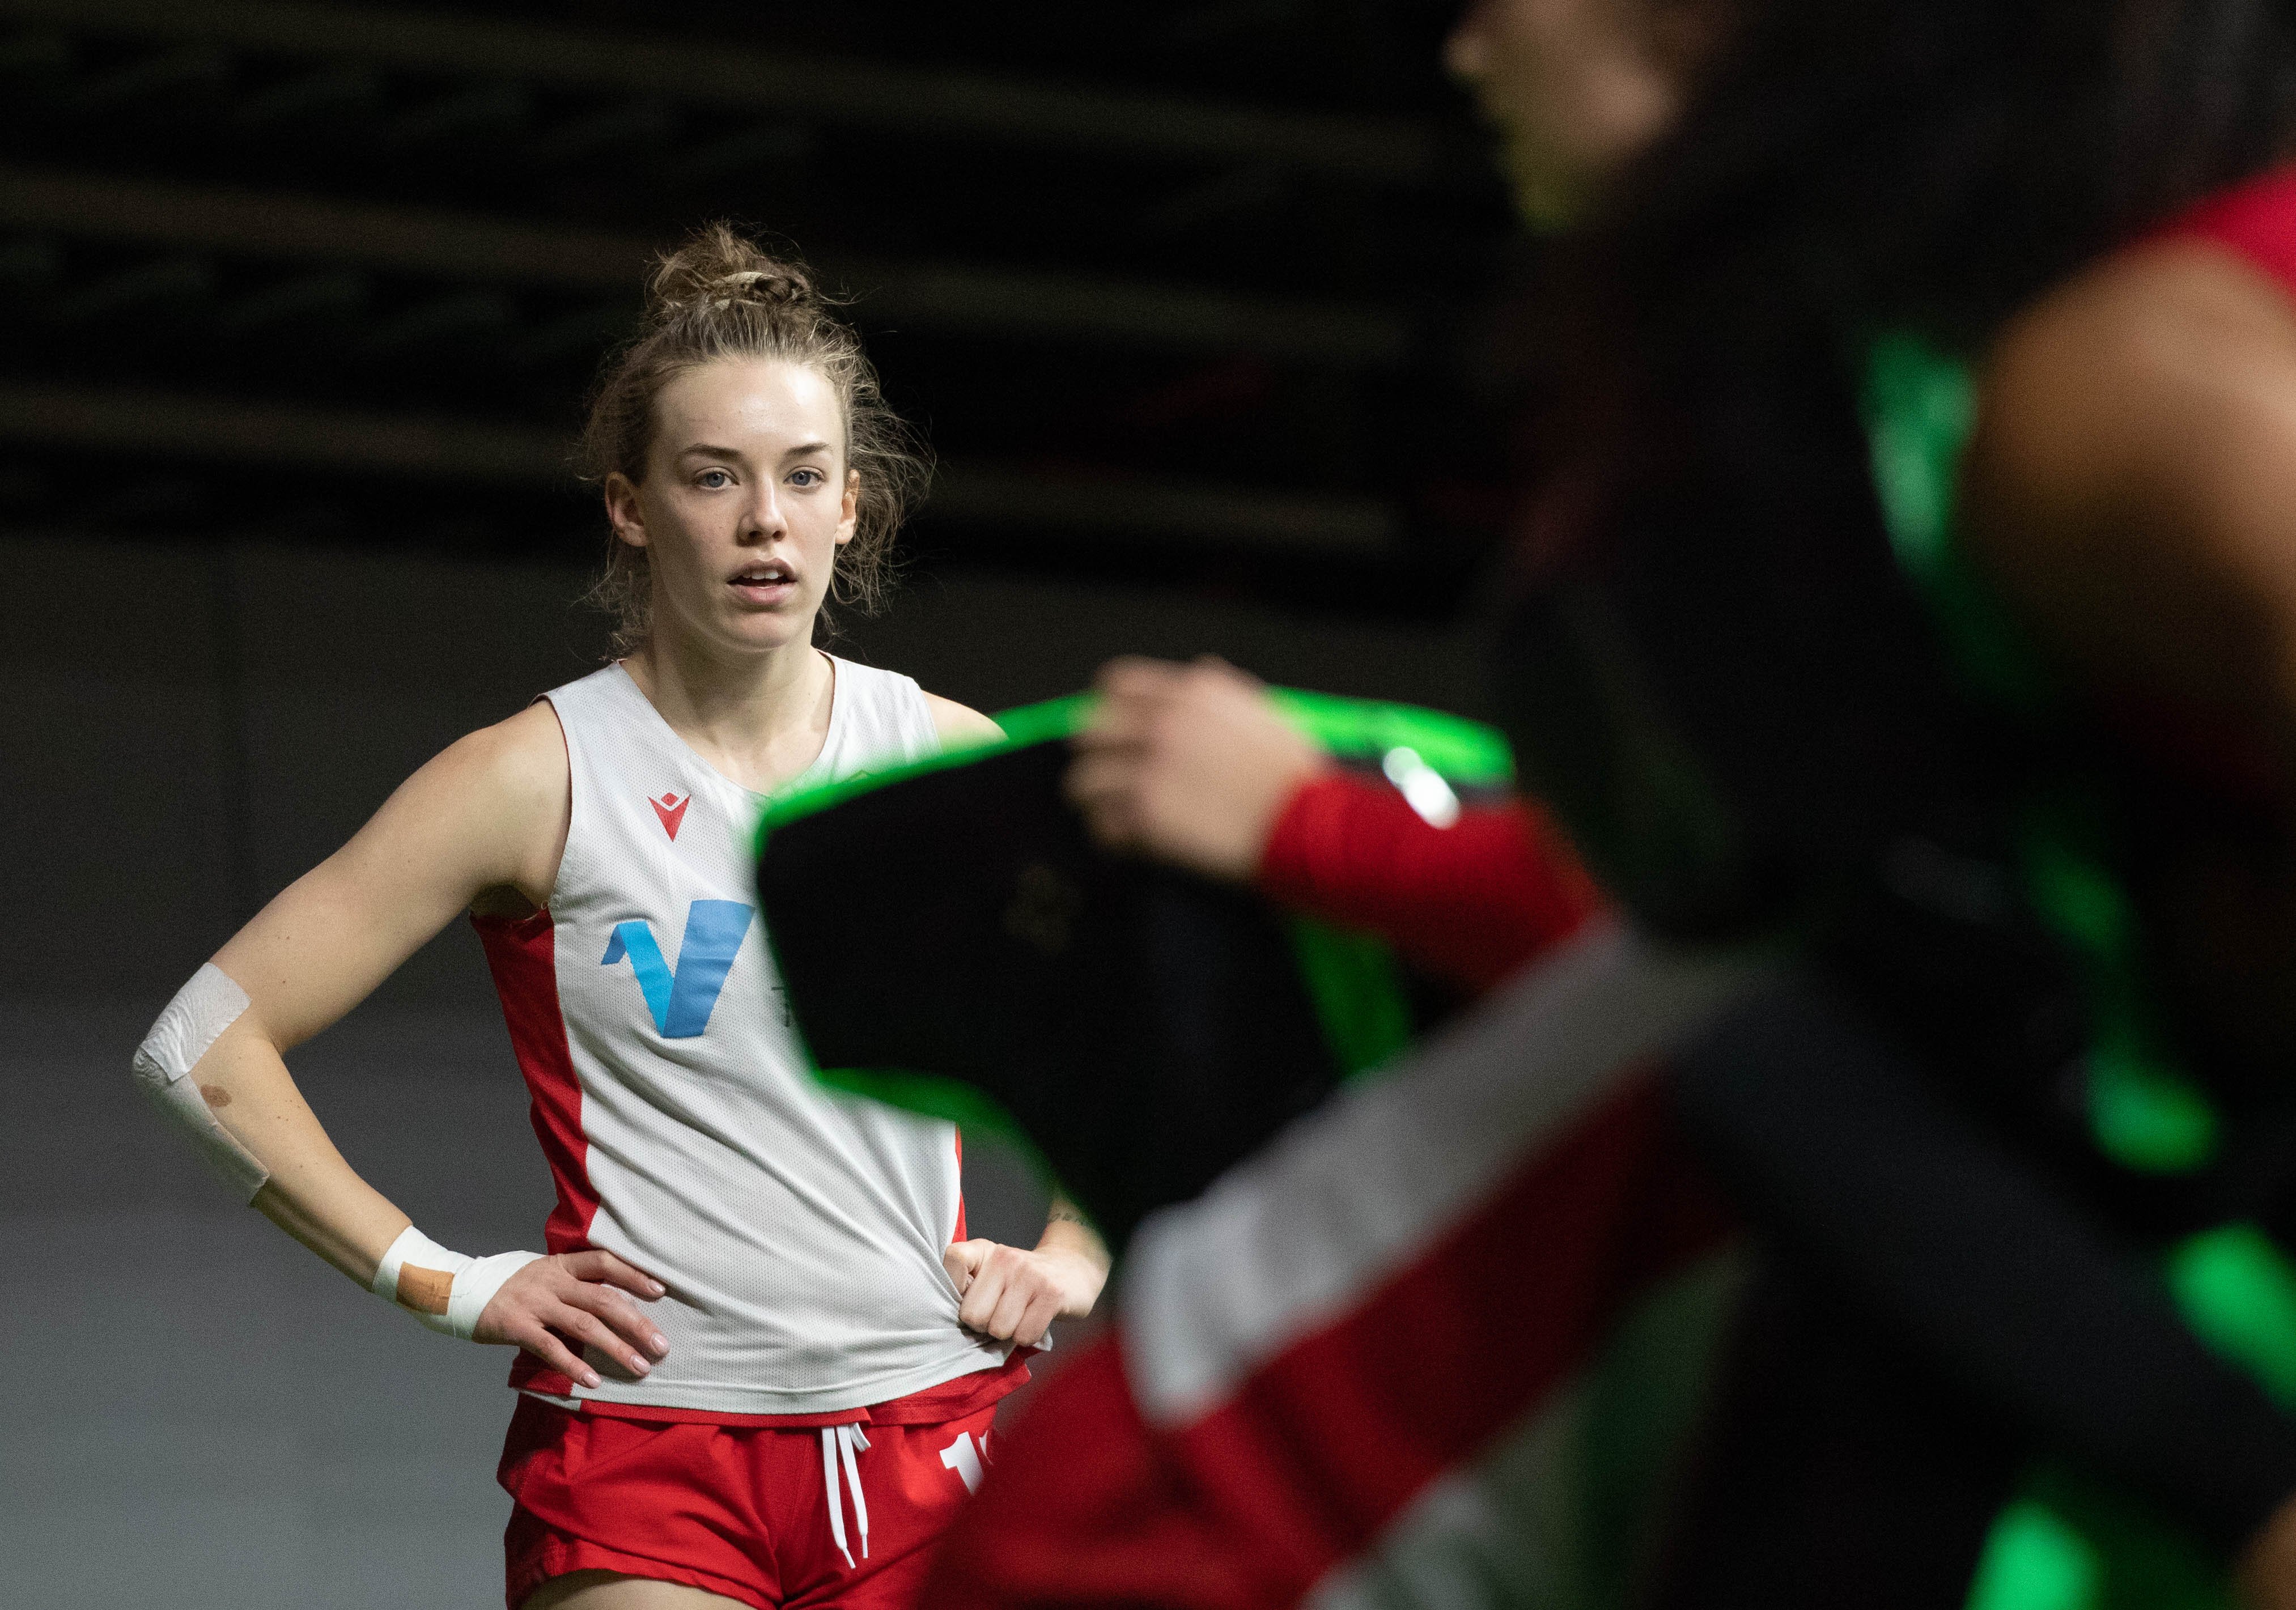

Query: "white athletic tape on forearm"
left=371, top=1225, right=541, bottom=1340
left=131, top=963, right=269, bottom=1201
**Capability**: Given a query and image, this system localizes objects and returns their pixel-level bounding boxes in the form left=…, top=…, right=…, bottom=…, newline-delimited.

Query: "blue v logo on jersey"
left=602, top=899, right=756, bottom=1038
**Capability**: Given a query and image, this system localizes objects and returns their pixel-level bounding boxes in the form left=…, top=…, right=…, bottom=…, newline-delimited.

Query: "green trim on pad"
left=758, top=694, right=1090, bottom=844
left=1268, top=688, right=1514, bottom=787
left=2167, top=1224, right=2296, bottom=1408
left=1863, top=330, right=2051, bottom=712
left=1964, top=1467, right=2230, bottom=1610
left=1964, top=1499, right=2104, bottom=1610
left=757, top=686, right=1513, bottom=861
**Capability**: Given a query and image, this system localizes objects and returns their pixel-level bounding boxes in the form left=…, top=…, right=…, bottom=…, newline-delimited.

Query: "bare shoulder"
left=924, top=691, right=1004, bottom=748
left=439, top=699, right=568, bottom=810
left=1975, top=240, right=2296, bottom=525
left=383, top=698, right=564, bottom=828
left=354, top=698, right=570, bottom=906
left=1965, top=240, right=2296, bottom=708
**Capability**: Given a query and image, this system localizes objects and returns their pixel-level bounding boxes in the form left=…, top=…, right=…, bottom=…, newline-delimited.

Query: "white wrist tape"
left=372, top=1226, right=542, bottom=1340
left=132, top=963, right=269, bottom=1201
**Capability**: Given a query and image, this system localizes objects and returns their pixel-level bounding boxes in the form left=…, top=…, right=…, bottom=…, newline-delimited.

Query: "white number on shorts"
left=939, top=1430, right=985, bottom=1494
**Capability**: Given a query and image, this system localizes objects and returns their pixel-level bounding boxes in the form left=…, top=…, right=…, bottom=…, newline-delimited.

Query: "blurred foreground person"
left=928, top=0, right=2296, bottom=1605
left=1506, top=0, right=2296, bottom=1600
left=129, top=225, right=1104, bottom=1610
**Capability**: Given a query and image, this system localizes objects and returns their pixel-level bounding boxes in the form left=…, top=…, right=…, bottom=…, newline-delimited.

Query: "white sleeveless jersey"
left=476, top=657, right=1013, bottom=1417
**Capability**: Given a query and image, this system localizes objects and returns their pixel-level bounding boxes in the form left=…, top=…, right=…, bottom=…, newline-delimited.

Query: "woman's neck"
left=623, top=626, right=836, bottom=795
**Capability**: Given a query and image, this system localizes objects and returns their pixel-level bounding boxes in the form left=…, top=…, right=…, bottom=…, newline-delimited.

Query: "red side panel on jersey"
left=954, top=1128, right=969, bottom=1244
left=475, top=908, right=599, bottom=1395
left=473, top=909, right=597, bottom=1396
left=476, top=908, right=600, bottom=1255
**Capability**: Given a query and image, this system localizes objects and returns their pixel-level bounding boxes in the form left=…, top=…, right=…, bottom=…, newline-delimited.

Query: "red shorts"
left=498, top=1368, right=1020, bottom=1610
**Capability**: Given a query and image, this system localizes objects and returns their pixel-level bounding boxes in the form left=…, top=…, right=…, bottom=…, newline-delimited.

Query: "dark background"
left=0, top=2, right=1518, bottom=1601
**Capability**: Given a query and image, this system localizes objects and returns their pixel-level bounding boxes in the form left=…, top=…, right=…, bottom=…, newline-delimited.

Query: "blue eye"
left=789, top=469, right=822, bottom=487
left=697, top=469, right=733, bottom=489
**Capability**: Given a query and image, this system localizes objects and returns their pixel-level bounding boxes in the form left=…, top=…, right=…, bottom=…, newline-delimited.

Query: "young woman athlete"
left=129, top=223, right=1108, bottom=1610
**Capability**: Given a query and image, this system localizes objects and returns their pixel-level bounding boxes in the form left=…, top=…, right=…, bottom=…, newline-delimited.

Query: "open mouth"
left=727, top=559, right=797, bottom=605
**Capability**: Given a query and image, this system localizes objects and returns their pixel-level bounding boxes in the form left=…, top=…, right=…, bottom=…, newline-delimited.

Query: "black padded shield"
left=756, top=739, right=1344, bottom=1249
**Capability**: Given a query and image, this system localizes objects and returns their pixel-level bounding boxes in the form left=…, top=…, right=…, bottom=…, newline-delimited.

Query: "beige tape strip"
left=397, top=1264, right=456, bottom=1316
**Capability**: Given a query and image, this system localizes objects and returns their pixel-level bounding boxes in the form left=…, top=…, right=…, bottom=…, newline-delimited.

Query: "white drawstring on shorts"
left=820, top=1422, right=872, bottom=1569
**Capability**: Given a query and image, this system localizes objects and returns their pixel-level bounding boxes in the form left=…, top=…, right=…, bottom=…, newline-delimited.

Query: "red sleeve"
left=1254, top=771, right=1605, bottom=997
left=2159, top=164, right=2296, bottom=291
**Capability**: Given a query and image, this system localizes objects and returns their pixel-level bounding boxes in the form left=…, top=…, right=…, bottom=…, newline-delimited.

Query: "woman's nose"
left=741, top=487, right=786, bottom=540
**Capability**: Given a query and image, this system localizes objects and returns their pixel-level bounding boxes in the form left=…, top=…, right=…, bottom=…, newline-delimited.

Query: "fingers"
left=513, top=1322, right=604, bottom=1390
left=546, top=1298, right=657, bottom=1380
left=957, top=1253, right=1011, bottom=1336
left=1008, top=1291, right=1065, bottom=1349
left=1075, top=655, right=1272, bottom=761
left=1079, top=660, right=1187, bottom=750
left=563, top=1248, right=667, bottom=1299
left=561, top=1279, right=670, bottom=1363
left=943, top=1238, right=988, bottom=1293
left=477, top=1253, right=670, bottom=1389
left=985, top=1273, right=1046, bottom=1345
left=1073, top=695, right=1158, bottom=755
left=955, top=1246, right=1071, bottom=1346
left=1092, top=656, right=1187, bottom=698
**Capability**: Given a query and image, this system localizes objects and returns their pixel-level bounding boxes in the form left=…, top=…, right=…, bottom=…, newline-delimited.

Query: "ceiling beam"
left=0, top=0, right=1448, bottom=186
left=0, top=162, right=646, bottom=288
left=0, top=381, right=1397, bottom=553
left=0, top=163, right=1414, bottom=366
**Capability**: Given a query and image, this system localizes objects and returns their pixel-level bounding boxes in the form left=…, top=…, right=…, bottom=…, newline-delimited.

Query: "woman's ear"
left=604, top=471, right=648, bottom=549
left=836, top=468, right=860, bottom=548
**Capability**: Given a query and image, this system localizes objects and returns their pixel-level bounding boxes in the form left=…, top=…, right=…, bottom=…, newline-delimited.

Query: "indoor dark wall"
left=1, top=530, right=614, bottom=1004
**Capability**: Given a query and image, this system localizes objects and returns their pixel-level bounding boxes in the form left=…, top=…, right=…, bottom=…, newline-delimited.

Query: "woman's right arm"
left=154, top=702, right=666, bottom=1385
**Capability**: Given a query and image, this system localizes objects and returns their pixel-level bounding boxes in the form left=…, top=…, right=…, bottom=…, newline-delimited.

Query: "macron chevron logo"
left=650, top=792, right=690, bottom=841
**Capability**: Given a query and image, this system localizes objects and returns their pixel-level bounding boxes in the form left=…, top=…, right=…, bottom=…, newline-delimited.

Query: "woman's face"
left=1445, top=0, right=1701, bottom=228
left=605, top=356, right=858, bottom=660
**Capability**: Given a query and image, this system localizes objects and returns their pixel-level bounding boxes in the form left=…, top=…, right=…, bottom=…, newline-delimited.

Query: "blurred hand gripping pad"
left=756, top=730, right=1349, bottom=1250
